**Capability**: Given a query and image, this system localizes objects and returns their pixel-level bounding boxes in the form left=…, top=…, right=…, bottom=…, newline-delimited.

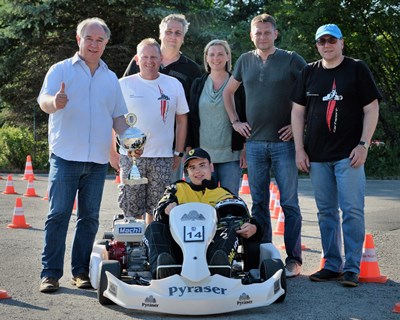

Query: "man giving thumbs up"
left=37, top=17, right=128, bottom=293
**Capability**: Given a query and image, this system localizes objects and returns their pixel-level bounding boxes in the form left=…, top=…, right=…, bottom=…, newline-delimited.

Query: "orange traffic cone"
left=7, top=197, right=31, bottom=229
left=359, top=233, right=388, bottom=283
left=113, top=174, right=121, bottom=184
left=269, top=181, right=274, bottom=190
left=392, top=302, right=400, bottom=313
left=269, top=184, right=278, bottom=211
left=240, top=174, right=250, bottom=194
left=21, top=155, right=36, bottom=180
left=271, top=191, right=281, bottom=219
left=23, top=176, right=39, bottom=197
left=73, top=193, right=78, bottom=212
left=273, top=210, right=285, bottom=235
left=42, top=189, right=49, bottom=201
left=2, top=174, right=18, bottom=195
left=319, top=252, right=327, bottom=269
left=0, top=289, right=11, bottom=300
left=280, top=242, right=310, bottom=251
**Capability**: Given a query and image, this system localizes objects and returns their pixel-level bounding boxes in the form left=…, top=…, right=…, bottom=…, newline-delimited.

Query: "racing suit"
left=144, top=179, right=262, bottom=277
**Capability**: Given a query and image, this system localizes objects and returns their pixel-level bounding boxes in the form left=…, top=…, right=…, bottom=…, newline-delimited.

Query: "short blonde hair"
left=203, top=39, right=232, bottom=73
left=159, top=14, right=190, bottom=35
left=136, top=38, right=161, bottom=55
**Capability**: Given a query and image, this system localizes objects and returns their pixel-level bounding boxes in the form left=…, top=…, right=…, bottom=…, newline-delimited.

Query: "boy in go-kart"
left=144, top=148, right=263, bottom=279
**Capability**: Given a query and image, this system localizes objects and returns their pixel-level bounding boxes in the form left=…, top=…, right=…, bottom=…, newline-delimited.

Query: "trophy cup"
left=117, top=113, right=148, bottom=185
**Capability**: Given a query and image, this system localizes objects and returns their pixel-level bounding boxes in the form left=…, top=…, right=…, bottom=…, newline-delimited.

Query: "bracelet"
left=231, top=119, right=239, bottom=125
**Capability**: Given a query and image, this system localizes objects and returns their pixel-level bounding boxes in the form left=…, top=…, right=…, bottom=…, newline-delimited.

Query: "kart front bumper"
left=104, top=270, right=284, bottom=315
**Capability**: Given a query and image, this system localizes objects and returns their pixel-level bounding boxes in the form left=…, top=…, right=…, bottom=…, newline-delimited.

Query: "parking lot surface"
left=0, top=174, right=399, bottom=319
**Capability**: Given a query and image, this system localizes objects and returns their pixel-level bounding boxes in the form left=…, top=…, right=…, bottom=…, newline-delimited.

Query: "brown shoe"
left=39, top=277, right=59, bottom=293
left=71, top=273, right=92, bottom=289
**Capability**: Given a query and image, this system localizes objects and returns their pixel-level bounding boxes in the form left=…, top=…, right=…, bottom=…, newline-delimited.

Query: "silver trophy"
left=117, top=113, right=148, bottom=185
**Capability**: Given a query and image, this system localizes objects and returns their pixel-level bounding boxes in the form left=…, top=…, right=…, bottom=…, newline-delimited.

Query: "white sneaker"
left=285, top=262, right=301, bottom=278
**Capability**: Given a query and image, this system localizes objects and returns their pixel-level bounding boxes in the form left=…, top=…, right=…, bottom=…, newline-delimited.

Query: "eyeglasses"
left=316, top=37, right=340, bottom=46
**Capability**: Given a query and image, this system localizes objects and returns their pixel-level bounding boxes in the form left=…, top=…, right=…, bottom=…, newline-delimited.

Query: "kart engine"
left=107, top=216, right=148, bottom=272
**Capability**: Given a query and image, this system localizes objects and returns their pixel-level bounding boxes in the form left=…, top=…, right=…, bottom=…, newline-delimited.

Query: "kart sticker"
left=237, top=293, right=253, bottom=306
left=117, top=226, right=143, bottom=234
left=169, top=285, right=227, bottom=296
left=109, top=281, right=118, bottom=296
left=142, top=295, right=159, bottom=308
left=181, top=210, right=206, bottom=221
left=274, top=279, right=280, bottom=294
left=184, top=226, right=204, bottom=242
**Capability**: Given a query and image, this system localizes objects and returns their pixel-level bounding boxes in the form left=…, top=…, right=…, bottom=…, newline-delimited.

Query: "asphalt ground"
left=0, top=174, right=399, bottom=320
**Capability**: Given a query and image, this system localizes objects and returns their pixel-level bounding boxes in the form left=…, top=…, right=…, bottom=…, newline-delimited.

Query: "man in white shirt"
left=37, top=17, right=128, bottom=293
left=118, top=38, right=188, bottom=224
left=123, top=14, right=201, bottom=183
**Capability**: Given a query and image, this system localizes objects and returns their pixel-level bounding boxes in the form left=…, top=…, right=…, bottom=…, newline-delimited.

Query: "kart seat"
left=156, top=252, right=182, bottom=279
left=208, top=250, right=231, bottom=277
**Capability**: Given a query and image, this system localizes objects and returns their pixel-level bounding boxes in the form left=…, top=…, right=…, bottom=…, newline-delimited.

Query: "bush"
left=365, top=142, right=400, bottom=179
left=0, top=126, right=49, bottom=172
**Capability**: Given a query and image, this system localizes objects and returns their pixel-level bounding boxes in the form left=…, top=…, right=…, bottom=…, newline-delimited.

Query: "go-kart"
left=89, top=202, right=286, bottom=315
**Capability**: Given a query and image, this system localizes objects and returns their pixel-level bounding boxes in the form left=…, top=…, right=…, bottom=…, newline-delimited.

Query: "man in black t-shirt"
left=291, top=24, right=381, bottom=287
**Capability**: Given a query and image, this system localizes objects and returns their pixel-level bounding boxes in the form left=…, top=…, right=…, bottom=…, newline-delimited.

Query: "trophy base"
left=123, top=177, right=148, bottom=185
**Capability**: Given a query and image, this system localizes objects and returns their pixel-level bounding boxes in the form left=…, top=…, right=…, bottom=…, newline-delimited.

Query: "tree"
left=267, top=0, right=400, bottom=145
left=0, top=0, right=215, bottom=144
left=0, top=0, right=399, bottom=175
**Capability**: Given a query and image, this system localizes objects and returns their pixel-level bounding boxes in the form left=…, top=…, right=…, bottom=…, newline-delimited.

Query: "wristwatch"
left=174, top=151, right=184, bottom=157
left=358, top=141, right=370, bottom=150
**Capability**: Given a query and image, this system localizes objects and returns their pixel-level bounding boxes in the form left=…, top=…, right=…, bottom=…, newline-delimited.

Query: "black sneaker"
left=340, top=271, right=359, bottom=287
left=156, top=252, right=181, bottom=279
left=309, top=268, right=342, bottom=282
left=209, top=250, right=231, bottom=277
left=39, top=277, right=59, bottom=293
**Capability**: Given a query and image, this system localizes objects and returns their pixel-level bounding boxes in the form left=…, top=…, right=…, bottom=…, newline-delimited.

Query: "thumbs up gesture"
left=53, top=82, right=68, bottom=110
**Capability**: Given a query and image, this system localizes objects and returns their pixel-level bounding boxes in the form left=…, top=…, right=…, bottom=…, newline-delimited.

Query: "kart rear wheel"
left=260, top=258, right=286, bottom=303
left=97, top=260, right=121, bottom=305
left=94, top=239, right=108, bottom=246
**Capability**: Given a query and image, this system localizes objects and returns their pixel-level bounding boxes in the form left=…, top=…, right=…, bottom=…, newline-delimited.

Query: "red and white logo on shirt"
left=158, top=85, right=170, bottom=123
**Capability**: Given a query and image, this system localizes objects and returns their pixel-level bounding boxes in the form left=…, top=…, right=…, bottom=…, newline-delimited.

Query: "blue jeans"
left=41, top=154, right=108, bottom=280
left=310, top=158, right=365, bottom=274
left=246, top=141, right=302, bottom=264
left=212, top=160, right=242, bottom=196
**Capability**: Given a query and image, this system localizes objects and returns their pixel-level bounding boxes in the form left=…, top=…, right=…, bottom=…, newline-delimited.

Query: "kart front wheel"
left=260, top=258, right=286, bottom=303
left=97, top=260, right=121, bottom=305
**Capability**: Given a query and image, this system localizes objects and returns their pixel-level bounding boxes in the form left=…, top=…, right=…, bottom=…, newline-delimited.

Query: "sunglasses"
left=316, top=37, right=340, bottom=46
